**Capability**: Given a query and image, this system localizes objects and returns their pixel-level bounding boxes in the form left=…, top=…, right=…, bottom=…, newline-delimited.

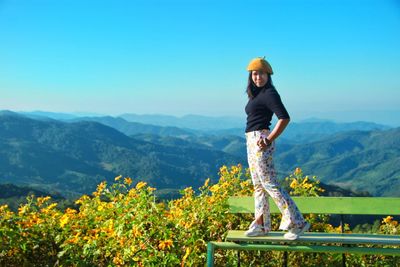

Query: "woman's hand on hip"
left=257, top=137, right=271, bottom=150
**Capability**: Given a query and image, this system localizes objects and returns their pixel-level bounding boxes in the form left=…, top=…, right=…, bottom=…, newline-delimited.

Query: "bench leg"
left=283, top=251, right=288, bottom=267
left=342, top=253, right=346, bottom=267
left=340, top=215, right=346, bottom=267
left=207, top=242, right=215, bottom=267
left=237, top=250, right=241, bottom=267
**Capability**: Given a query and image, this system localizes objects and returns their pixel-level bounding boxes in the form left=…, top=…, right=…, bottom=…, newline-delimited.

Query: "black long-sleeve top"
left=245, top=86, right=290, bottom=132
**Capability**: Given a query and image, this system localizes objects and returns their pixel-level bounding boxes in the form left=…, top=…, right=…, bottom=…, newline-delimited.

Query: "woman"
left=244, top=57, right=309, bottom=240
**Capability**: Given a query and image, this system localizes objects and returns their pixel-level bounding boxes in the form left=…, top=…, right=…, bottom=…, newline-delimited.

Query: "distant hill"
left=19, top=110, right=78, bottom=120
left=275, top=128, right=400, bottom=196
left=209, top=120, right=390, bottom=144
left=66, top=115, right=248, bottom=157
left=281, top=120, right=390, bottom=143
left=18, top=110, right=106, bottom=121
left=69, top=116, right=196, bottom=137
left=71, top=115, right=390, bottom=158
left=64, top=114, right=400, bottom=196
left=1, top=111, right=399, bottom=197
left=131, top=133, right=247, bottom=159
left=0, top=183, right=66, bottom=211
left=119, top=113, right=244, bottom=130
left=0, top=183, right=63, bottom=199
left=14, top=110, right=390, bottom=143
left=0, top=112, right=245, bottom=198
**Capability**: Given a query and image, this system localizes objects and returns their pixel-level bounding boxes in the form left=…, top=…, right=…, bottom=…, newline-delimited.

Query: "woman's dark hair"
left=246, top=72, right=274, bottom=99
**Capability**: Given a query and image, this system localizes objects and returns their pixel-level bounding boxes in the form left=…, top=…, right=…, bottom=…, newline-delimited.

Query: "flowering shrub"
left=381, top=216, right=399, bottom=235
left=287, top=167, right=325, bottom=197
left=0, top=165, right=399, bottom=266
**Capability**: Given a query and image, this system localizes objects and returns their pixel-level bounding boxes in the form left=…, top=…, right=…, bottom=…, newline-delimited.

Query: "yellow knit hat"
left=247, top=57, right=273, bottom=74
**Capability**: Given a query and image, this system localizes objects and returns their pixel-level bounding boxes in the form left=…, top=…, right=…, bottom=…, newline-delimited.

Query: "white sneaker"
left=283, top=222, right=310, bottom=240
left=245, top=223, right=268, bottom=237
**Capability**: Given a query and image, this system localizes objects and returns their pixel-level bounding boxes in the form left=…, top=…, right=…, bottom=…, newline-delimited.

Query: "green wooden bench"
left=207, top=197, right=400, bottom=266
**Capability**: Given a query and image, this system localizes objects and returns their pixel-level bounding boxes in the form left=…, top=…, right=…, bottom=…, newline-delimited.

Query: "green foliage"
left=1, top=166, right=399, bottom=266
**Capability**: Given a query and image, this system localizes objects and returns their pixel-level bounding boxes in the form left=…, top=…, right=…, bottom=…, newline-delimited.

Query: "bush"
left=0, top=165, right=399, bottom=266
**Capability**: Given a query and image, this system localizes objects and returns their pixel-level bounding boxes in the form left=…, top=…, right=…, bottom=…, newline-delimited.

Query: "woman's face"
left=251, top=70, right=268, bottom=88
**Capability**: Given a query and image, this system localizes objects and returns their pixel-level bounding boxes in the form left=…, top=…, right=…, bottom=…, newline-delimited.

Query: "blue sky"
left=1, top=0, right=399, bottom=124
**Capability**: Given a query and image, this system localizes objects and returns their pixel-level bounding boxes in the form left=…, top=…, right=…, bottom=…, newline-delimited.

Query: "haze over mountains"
left=0, top=111, right=242, bottom=198
left=1, top=110, right=399, bottom=199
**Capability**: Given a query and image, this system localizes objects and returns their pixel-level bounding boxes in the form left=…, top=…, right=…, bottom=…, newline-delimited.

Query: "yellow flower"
left=37, top=196, right=51, bottom=206
left=124, top=177, right=133, bottom=186
left=135, top=181, right=147, bottom=190
left=290, top=179, right=298, bottom=189
left=75, top=195, right=90, bottom=205
left=60, top=214, right=70, bottom=228
left=302, top=183, right=313, bottom=189
left=0, top=204, right=9, bottom=213
left=40, top=203, right=58, bottom=214
left=18, top=206, right=28, bottom=216
left=7, top=247, right=20, bottom=257
left=240, top=180, right=250, bottom=188
left=113, top=253, right=124, bottom=265
left=204, top=178, right=210, bottom=187
left=119, top=237, right=127, bottom=246
left=207, top=197, right=215, bottom=205
left=183, top=218, right=195, bottom=229
left=219, top=165, right=228, bottom=175
left=169, top=208, right=183, bottom=218
left=67, top=232, right=81, bottom=244
left=128, top=188, right=137, bottom=198
left=231, top=165, right=240, bottom=175
left=103, top=219, right=115, bottom=237
left=115, top=175, right=122, bottom=181
left=184, top=187, right=194, bottom=196
left=383, top=216, right=393, bottom=224
left=97, top=204, right=105, bottom=212
left=294, top=167, right=302, bottom=175
left=210, top=184, right=220, bottom=193
left=93, top=181, right=107, bottom=196
left=65, top=208, right=77, bottom=215
left=158, top=239, right=173, bottom=250
left=132, top=225, right=141, bottom=238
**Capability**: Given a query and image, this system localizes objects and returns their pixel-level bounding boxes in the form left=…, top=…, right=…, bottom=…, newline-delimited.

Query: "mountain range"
left=0, top=110, right=399, bottom=198
left=0, top=111, right=243, bottom=198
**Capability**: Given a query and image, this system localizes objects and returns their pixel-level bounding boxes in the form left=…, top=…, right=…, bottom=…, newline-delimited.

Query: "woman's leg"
left=253, top=184, right=271, bottom=230
left=253, top=136, right=306, bottom=230
left=246, top=132, right=271, bottom=232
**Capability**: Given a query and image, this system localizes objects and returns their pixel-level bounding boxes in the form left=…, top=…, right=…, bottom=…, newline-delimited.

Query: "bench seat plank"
left=210, top=241, right=400, bottom=256
left=226, top=230, right=400, bottom=246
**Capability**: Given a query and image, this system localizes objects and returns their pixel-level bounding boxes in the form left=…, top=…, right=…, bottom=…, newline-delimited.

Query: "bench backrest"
left=228, top=197, right=400, bottom=215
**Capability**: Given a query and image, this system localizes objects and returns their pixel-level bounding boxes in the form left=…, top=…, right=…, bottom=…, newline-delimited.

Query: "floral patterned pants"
left=246, top=129, right=306, bottom=231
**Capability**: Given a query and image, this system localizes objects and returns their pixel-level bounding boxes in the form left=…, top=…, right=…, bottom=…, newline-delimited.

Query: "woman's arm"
left=257, top=118, right=290, bottom=149
left=268, top=118, right=290, bottom=142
